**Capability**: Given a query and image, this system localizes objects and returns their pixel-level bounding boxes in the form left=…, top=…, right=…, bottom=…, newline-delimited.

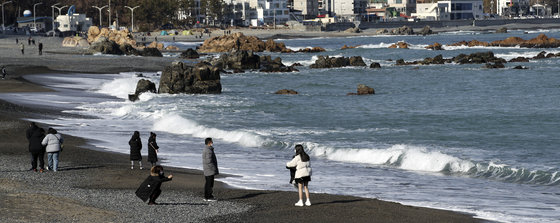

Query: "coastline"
left=0, top=35, right=482, bottom=222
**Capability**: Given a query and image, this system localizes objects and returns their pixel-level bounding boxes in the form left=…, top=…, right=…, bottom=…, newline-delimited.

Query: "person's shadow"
left=156, top=202, right=208, bottom=206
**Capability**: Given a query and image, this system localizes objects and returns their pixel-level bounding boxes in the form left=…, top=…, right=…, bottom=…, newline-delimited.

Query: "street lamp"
left=92, top=5, right=108, bottom=27
left=125, top=6, right=139, bottom=32
left=50, top=3, right=59, bottom=36
left=1, top=1, right=12, bottom=32
left=108, top=0, right=111, bottom=28
left=33, top=2, right=43, bottom=32
left=51, top=4, right=67, bottom=36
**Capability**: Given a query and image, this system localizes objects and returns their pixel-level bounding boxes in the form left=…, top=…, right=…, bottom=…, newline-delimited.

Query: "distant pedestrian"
left=202, top=138, right=218, bottom=201
left=129, top=131, right=143, bottom=169
left=173, top=36, right=175, bottom=42
left=286, top=144, right=312, bottom=206
left=1, top=66, right=7, bottom=79
left=42, top=128, right=63, bottom=172
left=28, top=37, right=31, bottom=45
left=15, top=38, right=18, bottom=44
left=32, top=39, right=35, bottom=45
left=147, top=132, right=159, bottom=167
left=38, top=42, right=43, bottom=55
left=155, top=36, right=158, bottom=42
left=26, top=122, right=46, bottom=172
left=20, top=43, right=24, bottom=55
left=135, top=165, right=173, bottom=205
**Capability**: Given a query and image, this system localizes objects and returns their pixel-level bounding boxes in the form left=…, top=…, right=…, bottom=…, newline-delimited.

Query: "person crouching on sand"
left=148, top=132, right=159, bottom=167
left=286, top=144, right=312, bottom=206
left=135, top=165, right=173, bottom=205
left=129, top=131, right=143, bottom=169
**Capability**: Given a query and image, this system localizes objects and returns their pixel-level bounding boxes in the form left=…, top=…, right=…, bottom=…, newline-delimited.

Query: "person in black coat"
left=147, top=132, right=159, bottom=167
left=129, top=131, right=143, bottom=169
left=26, top=122, right=45, bottom=172
left=135, top=165, right=173, bottom=205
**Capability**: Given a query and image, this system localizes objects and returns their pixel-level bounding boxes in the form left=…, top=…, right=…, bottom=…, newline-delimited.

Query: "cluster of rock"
left=509, top=50, right=560, bottom=62
left=344, top=27, right=361, bottom=33
left=495, top=27, right=508, bottom=33
left=202, top=50, right=298, bottom=73
left=179, top=48, right=200, bottom=59
left=448, top=34, right=560, bottom=48
left=395, top=51, right=507, bottom=67
left=425, top=42, right=443, bottom=50
left=347, top=84, right=375, bottom=95
left=310, top=56, right=367, bottom=68
left=87, top=26, right=136, bottom=45
left=89, top=37, right=162, bottom=57
left=389, top=42, right=410, bottom=49
left=198, top=32, right=324, bottom=53
left=376, top=25, right=433, bottom=36
left=341, top=45, right=360, bottom=50
left=275, top=89, right=298, bottom=95
left=158, top=62, right=222, bottom=94
left=61, top=37, right=90, bottom=47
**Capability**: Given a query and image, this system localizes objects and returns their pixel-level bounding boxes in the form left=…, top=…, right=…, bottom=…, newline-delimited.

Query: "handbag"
left=54, top=135, right=64, bottom=152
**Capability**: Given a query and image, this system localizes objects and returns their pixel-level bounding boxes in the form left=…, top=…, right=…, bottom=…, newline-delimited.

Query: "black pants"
left=30, top=151, right=44, bottom=170
left=149, top=189, right=162, bottom=203
left=204, top=175, right=215, bottom=199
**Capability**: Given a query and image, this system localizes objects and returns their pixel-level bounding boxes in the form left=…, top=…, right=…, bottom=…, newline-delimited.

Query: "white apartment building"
left=330, top=0, right=368, bottom=20
left=249, top=0, right=290, bottom=26
left=293, top=0, right=319, bottom=18
left=56, top=13, right=92, bottom=32
left=412, top=0, right=483, bottom=20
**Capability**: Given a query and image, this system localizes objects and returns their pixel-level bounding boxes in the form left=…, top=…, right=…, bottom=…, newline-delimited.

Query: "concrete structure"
left=497, top=0, right=530, bottom=16
left=293, top=0, right=319, bottom=18
left=177, top=0, right=203, bottom=23
left=56, top=13, right=92, bottom=32
left=17, top=17, right=51, bottom=31
left=387, top=0, right=416, bottom=16
left=411, top=0, right=483, bottom=20
left=412, top=3, right=449, bottom=20
left=332, top=0, right=368, bottom=20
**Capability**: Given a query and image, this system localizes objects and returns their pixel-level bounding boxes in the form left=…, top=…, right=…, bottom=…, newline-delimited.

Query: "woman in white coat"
left=42, top=128, right=63, bottom=171
left=286, top=144, right=312, bottom=206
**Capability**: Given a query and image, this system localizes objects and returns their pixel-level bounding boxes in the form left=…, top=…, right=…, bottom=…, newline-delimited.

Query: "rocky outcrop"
left=288, top=47, right=326, bottom=53
left=310, top=56, right=367, bottom=68
left=90, top=37, right=123, bottom=55
left=275, top=89, right=298, bottom=95
left=388, top=42, right=409, bottom=49
left=370, top=62, right=381, bottom=68
left=179, top=48, right=200, bottom=59
left=348, top=84, right=375, bottom=95
left=198, top=32, right=283, bottom=53
left=87, top=26, right=136, bottom=46
left=484, top=62, right=505, bottom=69
left=513, top=65, right=528, bottom=69
left=344, top=27, right=361, bottom=33
left=495, top=27, right=508, bottom=33
left=425, top=42, right=443, bottom=50
left=147, top=41, right=164, bottom=50
left=391, top=26, right=414, bottom=35
left=376, top=29, right=389, bottom=35
left=142, top=48, right=163, bottom=57
left=449, top=34, right=560, bottom=48
left=341, top=45, right=360, bottom=50
left=201, top=50, right=296, bottom=73
left=452, top=52, right=506, bottom=64
left=158, top=62, right=221, bottom=94
left=509, top=57, right=530, bottom=62
left=259, top=56, right=299, bottom=72
left=165, top=45, right=180, bottom=50
left=129, top=79, right=157, bottom=101
left=417, top=26, right=433, bottom=36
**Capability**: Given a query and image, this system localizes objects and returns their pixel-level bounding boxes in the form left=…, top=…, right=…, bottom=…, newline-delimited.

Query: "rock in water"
left=180, top=48, right=200, bottom=59
left=275, top=89, right=298, bottom=95
left=348, top=84, right=375, bottom=95
left=129, top=79, right=157, bottom=101
left=158, top=62, right=221, bottom=94
left=89, top=37, right=123, bottom=55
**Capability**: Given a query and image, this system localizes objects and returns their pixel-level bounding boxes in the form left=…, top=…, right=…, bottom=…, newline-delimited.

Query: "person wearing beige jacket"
left=286, top=144, right=312, bottom=207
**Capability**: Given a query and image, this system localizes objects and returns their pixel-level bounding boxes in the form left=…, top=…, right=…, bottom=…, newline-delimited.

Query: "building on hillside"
left=177, top=0, right=203, bottom=23
left=293, top=0, right=319, bottom=19
left=497, top=0, right=530, bottom=17
left=530, top=3, right=552, bottom=17
left=332, top=0, right=368, bottom=21
left=412, top=0, right=483, bottom=20
left=56, top=13, right=92, bottom=32
left=249, top=0, right=290, bottom=26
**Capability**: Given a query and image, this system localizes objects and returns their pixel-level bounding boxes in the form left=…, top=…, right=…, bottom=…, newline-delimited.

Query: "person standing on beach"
left=202, top=138, right=218, bottom=201
left=20, top=43, right=24, bottom=55
left=38, top=42, right=43, bottom=55
left=129, top=131, right=143, bottom=169
left=286, top=144, right=312, bottom=206
left=147, top=132, right=159, bottom=167
left=1, top=66, right=7, bottom=79
left=42, top=128, right=63, bottom=172
left=135, top=165, right=173, bottom=205
left=26, top=122, right=46, bottom=172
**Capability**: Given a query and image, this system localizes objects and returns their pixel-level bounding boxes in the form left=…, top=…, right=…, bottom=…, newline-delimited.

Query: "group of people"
left=16, top=37, right=43, bottom=55
left=25, top=122, right=64, bottom=172
left=131, top=131, right=312, bottom=207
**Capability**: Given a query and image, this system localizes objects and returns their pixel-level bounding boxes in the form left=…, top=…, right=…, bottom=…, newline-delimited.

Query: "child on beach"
left=135, top=165, right=173, bottom=205
left=129, top=131, right=143, bottom=169
left=286, top=144, right=312, bottom=206
left=42, top=128, right=63, bottom=172
left=148, top=132, right=159, bottom=167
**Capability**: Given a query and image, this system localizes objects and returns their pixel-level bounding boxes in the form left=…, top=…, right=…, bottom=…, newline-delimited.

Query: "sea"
left=4, top=29, right=560, bottom=222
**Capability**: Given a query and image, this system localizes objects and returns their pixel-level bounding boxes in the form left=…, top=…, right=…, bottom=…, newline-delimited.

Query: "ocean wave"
left=359, top=42, right=429, bottom=50
left=303, top=143, right=560, bottom=186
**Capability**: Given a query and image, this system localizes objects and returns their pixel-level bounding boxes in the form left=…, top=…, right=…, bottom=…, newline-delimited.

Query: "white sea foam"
left=359, top=42, right=429, bottom=50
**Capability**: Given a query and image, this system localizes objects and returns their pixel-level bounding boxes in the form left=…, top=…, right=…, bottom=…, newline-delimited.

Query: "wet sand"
left=0, top=33, right=482, bottom=222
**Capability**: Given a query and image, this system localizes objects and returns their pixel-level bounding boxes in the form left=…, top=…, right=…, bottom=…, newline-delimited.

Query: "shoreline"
left=0, top=34, right=483, bottom=222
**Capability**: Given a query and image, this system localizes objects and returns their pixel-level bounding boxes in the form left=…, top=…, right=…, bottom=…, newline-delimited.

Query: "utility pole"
left=33, top=2, right=43, bottom=31
left=125, top=6, right=140, bottom=32
left=1, top=1, right=12, bottom=32
left=108, top=0, right=111, bottom=28
left=93, top=5, right=108, bottom=27
left=50, top=3, right=59, bottom=36
left=51, top=5, right=67, bottom=35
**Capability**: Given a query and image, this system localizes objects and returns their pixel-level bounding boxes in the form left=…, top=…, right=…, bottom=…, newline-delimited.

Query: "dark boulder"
left=513, top=65, right=528, bottom=69
left=418, top=25, right=433, bottom=36
left=496, top=27, right=508, bottom=33
left=90, top=37, right=123, bottom=55
left=180, top=48, right=200, bottom=59
left=275, top=89, right=298, bottom=95
left=129, top=79, right=157, bottom=101
left=158, top=61, right=221, bottom=94
left=452, top=51, right=506, bottom=64
left=120, top=44, right=140, bottom=56
left=310, top=56, right=366, bottom=68
left=221, top=50, right=260, bottom=70
left=348, top=84, right=375, bottom=95
left=140, top=48, right=163, bottom=57
left=349, top=56, right=367, bottom=66
left=259, top=55, right=299, bottom=72
left=484, top=62, right=505, bottom=69
left=370, top=62, right=381, bottom=68
left=509, top=57, right=530, bottom=62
